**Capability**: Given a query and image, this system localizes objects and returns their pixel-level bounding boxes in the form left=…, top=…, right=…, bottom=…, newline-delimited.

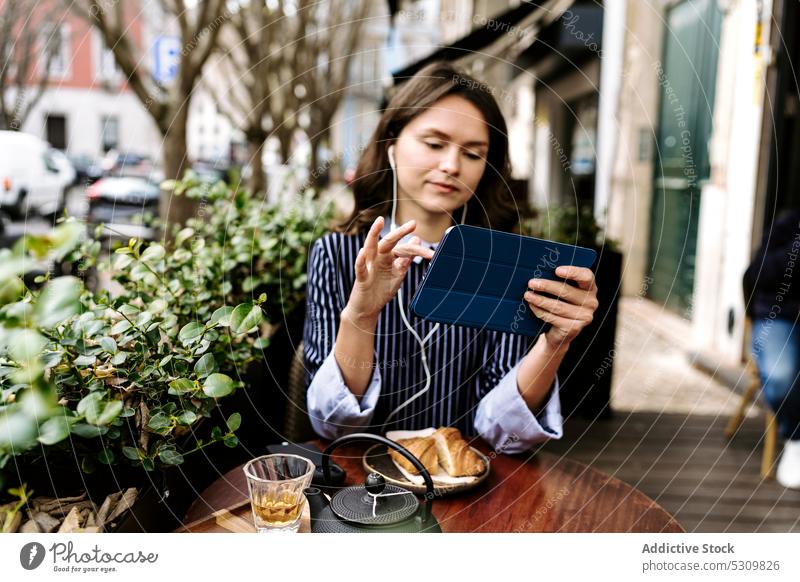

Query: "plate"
left=362, top=444, right=491, bottom=497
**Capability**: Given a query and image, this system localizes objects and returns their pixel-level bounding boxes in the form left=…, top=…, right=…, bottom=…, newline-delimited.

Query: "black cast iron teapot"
left=305, top=433, right=441, bottom=533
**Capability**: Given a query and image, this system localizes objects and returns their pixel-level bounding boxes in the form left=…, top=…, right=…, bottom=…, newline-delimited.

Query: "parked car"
left=86, top=176, right=160, bottom=241
left=100, top=150, right=163, bottom=182
left=0, top=131, right=76, bottom=218
left=68, top=154, right=103, bottom=185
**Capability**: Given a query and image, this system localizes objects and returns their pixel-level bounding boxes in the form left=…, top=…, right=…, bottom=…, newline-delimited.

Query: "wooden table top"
left=179, top=440, right=683, bottom=533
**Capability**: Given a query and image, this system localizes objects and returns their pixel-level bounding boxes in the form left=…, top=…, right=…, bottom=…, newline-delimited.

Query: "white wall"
left=20, top=87, right=161, bottom=158
left=691, top=0, right=772, bottom=364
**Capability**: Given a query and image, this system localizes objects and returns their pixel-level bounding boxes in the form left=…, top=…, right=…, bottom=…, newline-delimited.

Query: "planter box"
left=557, top=248, right=623, bottom=419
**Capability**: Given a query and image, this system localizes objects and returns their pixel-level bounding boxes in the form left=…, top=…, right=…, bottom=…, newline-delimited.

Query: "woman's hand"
left=523, top=266, right=599, bottom=351
left=345, top=216, right=434, bottom=323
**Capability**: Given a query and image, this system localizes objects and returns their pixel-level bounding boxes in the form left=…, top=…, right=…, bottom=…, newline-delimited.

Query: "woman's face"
left=392, top=94, right=489, bottom=220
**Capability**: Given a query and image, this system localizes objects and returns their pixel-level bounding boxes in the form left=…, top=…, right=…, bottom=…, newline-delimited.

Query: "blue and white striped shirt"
left=303, top=221, right=563, bottom=453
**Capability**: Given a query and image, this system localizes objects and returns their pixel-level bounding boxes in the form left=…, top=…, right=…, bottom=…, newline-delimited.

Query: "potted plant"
left=519, top=206, right=623, bottom=419
left=0, top=174, right=331, bottom=532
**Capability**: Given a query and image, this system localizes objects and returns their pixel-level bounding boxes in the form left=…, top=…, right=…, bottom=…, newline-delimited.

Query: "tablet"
left=409, top=224, right=597, bottom=337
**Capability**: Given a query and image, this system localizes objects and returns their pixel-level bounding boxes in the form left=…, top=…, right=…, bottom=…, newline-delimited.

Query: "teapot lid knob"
left=364, top=472, right=386, bottom=494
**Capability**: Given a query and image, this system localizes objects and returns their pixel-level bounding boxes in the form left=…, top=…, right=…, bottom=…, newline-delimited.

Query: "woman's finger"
left=392, top=243, right=435, bottom=260
left=554, top=266, right=596, bottom=291
left=392, top=255, right=412, bottom=275
left=355, top=247, right=368, bottom=281
left=377, top=220, right=416, bottom=253
left=524, top=291, right=594, bottom=322
left=528, top=278, right=598, bottom=310
left=363, top=216, right=383, bottom=262
left=528, top=304, right=585, bottom=336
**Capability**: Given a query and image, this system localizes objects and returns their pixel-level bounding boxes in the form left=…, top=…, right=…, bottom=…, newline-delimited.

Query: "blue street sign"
left=153, top=36, right=181, bottom=83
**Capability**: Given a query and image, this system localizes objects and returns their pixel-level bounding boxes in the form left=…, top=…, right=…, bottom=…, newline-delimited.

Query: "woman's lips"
left=428, top=181, right=458, bottom=193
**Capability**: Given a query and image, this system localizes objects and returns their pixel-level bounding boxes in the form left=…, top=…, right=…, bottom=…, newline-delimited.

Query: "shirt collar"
left=380, top=217, right=438, bottom=264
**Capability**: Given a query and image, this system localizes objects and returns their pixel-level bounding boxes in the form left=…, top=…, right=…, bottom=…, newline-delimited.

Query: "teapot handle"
left=321, top=433, right=435, bottom=524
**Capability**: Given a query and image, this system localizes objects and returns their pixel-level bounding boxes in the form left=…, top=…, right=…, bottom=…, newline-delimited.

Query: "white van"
left=0, top=131, right=76, bottom=218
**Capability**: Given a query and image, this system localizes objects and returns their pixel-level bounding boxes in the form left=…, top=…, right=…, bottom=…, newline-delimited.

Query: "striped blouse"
left=303, top=220, right=563, bottom=454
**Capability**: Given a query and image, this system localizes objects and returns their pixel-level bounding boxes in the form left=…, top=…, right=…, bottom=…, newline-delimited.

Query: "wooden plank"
left=544, top=412, right=799, bottom=532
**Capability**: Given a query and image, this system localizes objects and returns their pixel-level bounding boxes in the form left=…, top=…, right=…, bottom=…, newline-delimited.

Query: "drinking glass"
left=243, top=454, right=315, bottom=533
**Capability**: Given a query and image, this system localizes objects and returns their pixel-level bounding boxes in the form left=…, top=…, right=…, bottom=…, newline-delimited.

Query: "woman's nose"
left=438, top=146, right=461, bottom=176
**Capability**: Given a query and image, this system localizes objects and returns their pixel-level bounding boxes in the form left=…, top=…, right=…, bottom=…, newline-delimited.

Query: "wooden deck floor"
left=542, top=411, right=800, bottom=532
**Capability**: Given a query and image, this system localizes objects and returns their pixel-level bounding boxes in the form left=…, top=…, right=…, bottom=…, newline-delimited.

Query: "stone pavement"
left=611, top=297, right=753, bottom=418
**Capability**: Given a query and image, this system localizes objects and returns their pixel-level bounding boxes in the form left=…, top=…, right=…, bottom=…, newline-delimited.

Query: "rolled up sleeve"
left=473, top=331, right=563, bottom=454
left=475, top=364, right=562, bottom=454
left=306, top=346, right=382, bottom=439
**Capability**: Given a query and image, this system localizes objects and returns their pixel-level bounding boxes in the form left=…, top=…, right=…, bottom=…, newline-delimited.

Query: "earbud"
left=387, top=145, right=396, bottom=170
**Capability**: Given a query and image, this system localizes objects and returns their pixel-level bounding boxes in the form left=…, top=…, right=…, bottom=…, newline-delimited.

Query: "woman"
left=303, top=62, right=599, bottom=453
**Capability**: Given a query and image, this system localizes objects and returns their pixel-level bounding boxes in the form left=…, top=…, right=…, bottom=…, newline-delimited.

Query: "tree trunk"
left=246, top=137, right=266, bottom=195
left=158, top=103, right=197, bottom=237
left=308, top=137, right=322, bottom=192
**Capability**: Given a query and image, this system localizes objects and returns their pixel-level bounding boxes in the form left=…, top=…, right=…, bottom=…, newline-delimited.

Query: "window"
left=46, top=114, right=67, bottom=150
left=94, top=30, right=119, bottom=82
left=101, top=116, right=119, bottom=152
left=41, top=24, right=71, bottom=78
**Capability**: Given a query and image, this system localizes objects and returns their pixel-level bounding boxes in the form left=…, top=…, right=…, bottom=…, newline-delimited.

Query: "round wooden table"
left=179, top=440, right=683, bottom=533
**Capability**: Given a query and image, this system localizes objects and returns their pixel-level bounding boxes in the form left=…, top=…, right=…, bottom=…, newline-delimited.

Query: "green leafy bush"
left=0, top=176, right=331, bottom=491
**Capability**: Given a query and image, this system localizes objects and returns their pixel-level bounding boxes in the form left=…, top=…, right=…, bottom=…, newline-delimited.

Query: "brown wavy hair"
left=338, top=61, right=519, bottom=234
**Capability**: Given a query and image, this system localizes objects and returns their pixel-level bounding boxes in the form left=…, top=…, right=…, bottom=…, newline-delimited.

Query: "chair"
left=284, top=340, right=317, bottom=442
left=724, top=357, right=778, bottom=479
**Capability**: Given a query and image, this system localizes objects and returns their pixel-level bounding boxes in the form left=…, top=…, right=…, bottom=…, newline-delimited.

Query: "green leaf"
left=209, top=306, right=233, bottom=327
left=120, top=407, right=136, bottom=418
left=9, top=330, right=47, bottom=364
left=37, top=415, right=72, bottom=445
left=175, top=227, right=195, bottom=246
left=176, top=410, right=197, bottom=425
left=0, top=276, right=24, bottom=306
left=74, top=354, right=96, bottom=367
left=113, top=253, right=134, bottom=270
left=226, top=412, right=241, bottom=432
left=230, top=303, right=263, bottom=335
left=168, top=378, right=194, bottom=395
left=158, top=449, right=184, bottom=465
left=253, top=337, right=270, bottom=349
left=34, top=276, right=82, bottom=328
left=223, top=435, right=239, bottom=448
left=147, top=413, right=172, bottom=431
left=97, top=449, right=115, bottom=465
left=71, top=423, right=107, bottom=438
left=110, top=320, right=132, bottom=335
left=149, top=299, right=168, bottom=314
left=0, top=410, right=39, bottom=450
left=142, top=458, right=155, bottom=472
left=140, top=243, right=165, bottom=263
left=202, top=373, right=235, bottom=398
left=122, top=446, right=141, bottom=461
left=77, top=392, right=103, bottom=422
left=49, top=221, right=84, bottom=259
left=81, top=455, right=96, bottom=474
left=98, top=337, right=117, bottom=354
left=178, top=322, right=204, bottom=345
left=95, top=400, right=123, bottom=426
left=111, top=351, right=128, bottom=365
left=193, top=353, right=217, bottom=378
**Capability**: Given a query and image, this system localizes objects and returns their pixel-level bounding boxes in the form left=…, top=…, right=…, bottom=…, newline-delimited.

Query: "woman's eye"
left=425, top=142, right=443, bottom=150
left=464, top=152, right=482, bottom=160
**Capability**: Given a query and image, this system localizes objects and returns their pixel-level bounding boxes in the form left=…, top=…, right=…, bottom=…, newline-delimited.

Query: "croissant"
left=432, top=427, right=484, bottom=477
left=389, top=437, right=439, bottom=476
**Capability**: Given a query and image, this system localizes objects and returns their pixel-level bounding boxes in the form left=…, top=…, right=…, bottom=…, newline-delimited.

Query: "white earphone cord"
left=383, top=146, right=467, bottom=427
